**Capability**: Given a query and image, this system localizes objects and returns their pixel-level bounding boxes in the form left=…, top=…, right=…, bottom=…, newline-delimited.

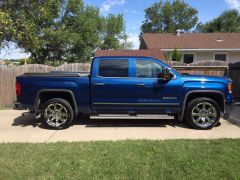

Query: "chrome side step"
left=91, top=114, right=173, bottom=119
left=22, top=111, right=34, bottom=116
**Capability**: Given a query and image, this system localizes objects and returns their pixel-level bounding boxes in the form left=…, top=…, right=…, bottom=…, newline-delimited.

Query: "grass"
left=0, top=139, right=239, bottom=179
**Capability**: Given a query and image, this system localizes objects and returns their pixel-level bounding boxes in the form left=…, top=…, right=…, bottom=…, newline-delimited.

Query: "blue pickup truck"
left=15, top=56, right=233, bottom=130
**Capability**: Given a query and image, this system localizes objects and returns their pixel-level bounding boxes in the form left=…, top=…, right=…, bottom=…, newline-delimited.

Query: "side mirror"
left=158, top=68, right=174, bottom=81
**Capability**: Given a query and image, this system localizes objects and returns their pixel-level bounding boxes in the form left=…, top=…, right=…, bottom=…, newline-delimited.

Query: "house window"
left=215, top=53, right=227, bottom=61
left=183, top=54, right=194, bottom=64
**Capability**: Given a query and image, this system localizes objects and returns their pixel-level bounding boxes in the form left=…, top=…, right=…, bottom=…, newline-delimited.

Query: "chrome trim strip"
left=93, top=102, right=179, bottom=106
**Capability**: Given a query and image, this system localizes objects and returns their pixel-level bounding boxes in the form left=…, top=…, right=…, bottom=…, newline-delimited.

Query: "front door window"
left=136, top=60, right=163, bottom=78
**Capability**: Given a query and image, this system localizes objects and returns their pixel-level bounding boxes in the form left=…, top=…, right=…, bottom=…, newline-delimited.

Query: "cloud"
left=127, top=33, right=140, bottom=49
left=101, top=0, right=126, bottom=13
left=125, top=9, right=141, bottom=15
left=131, top=25, right=138, bottom=30
left=225, top=0, right=240, bottom=11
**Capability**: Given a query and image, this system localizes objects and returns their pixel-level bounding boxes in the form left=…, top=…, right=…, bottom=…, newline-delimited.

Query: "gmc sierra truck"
left=15, top=56, right=233, bottom=130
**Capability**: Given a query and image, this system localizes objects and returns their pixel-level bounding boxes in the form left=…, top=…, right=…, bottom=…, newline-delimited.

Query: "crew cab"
left=15, top=56, right=233, bottom=130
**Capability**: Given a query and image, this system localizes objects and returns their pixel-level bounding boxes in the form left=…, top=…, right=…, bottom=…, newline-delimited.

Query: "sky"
left=1, top=0, right=240, bottom=59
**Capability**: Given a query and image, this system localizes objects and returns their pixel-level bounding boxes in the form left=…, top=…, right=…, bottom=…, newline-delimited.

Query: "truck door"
left=91, top=58, right=134, bottom=112
left=132, top=58, right=181, bottom=114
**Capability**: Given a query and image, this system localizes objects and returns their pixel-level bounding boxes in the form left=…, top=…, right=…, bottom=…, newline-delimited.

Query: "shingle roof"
left=141, top=33, right=240, bottom=50
left=95, top=50, right=167, bottom=61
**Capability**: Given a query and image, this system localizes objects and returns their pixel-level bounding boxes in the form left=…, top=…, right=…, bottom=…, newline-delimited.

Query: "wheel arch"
left=180, top=90, right=225, bottom=121
left=34, top=89, right=78, bottom=116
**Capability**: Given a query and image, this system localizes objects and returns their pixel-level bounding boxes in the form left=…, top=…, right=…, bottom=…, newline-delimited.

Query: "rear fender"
left=34, top=89, right=78, bottom=116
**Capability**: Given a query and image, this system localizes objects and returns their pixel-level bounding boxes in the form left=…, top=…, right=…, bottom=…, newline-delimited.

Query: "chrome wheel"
left=44, top=103, right=69, bottom=128
left=191, top=102, right=217, bottom=128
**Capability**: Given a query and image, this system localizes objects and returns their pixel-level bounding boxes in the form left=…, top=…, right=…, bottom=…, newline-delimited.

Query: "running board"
left=91, top=114, right=174, bottom=119
left=22, top=111, right=34, bottom=116
left=235, top=102, right=240, bottom=106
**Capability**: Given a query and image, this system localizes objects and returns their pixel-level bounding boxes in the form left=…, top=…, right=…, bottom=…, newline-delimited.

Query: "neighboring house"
left=140, top=32, right=240, bottom=64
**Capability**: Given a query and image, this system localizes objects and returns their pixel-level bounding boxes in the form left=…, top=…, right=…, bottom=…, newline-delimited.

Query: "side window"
left=99, top=60, right=129, bottom=77
left=136, top=60, right=163, bottom=78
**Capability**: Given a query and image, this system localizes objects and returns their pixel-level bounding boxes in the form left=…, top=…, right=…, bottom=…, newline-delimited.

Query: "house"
left=140, top=32, right=240, bottom=64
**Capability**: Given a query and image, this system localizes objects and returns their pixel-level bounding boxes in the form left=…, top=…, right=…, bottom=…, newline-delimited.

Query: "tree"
left=0, top=0, right=131, bottom=64
left=100, top=14, right=132, bottom=50
left=196, top=10, right=240, bottom=32
left=171, top=48, right=181, bottom=62
left=18, top=58, right=33, bottom=65
left=3, top=59, right=10, bottom=66
left=0, top=10, right=14, bottom=48
left=140, top=0, right=198, bottom=35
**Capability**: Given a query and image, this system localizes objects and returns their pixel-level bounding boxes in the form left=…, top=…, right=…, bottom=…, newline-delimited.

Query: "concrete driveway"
left=0, top=109, right=239, bottom=143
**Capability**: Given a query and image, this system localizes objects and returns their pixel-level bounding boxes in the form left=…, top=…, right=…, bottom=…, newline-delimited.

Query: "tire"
left=41, top=98, right=74, bottom=130
left=186, top=97, right=220, bottom=130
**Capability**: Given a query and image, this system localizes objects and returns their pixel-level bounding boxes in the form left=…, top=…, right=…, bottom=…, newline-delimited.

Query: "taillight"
left=16, top=82, right=22, bottom=96
left=228, top=83, right=232, bottom=94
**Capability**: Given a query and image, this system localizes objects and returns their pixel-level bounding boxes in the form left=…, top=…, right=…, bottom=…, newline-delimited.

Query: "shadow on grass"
left=12, top=114, right=192, bottom=129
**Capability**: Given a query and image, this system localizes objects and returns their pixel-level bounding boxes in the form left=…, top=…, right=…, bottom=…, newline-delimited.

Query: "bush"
left=172, top=48, right=182, bottom=62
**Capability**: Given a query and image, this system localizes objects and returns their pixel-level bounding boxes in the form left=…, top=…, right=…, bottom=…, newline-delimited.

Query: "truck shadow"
left=12, top=114, right=192, bottom=129
left=76, top=118, right=189, bottom=129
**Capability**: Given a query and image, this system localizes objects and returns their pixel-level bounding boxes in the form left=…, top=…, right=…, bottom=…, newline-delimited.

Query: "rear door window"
left=99, top=60, right=129, bottom=77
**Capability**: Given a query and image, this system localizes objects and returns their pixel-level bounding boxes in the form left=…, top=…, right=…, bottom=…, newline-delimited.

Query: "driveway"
left=0, top=109, right=239, bottom=143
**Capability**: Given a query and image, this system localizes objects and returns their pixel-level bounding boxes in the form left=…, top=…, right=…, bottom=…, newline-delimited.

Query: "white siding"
left=195, top=52, right=213, bottom=61
left=228, top=52, right=240, bottom=63
left=164, top=51, right=240, bottom=63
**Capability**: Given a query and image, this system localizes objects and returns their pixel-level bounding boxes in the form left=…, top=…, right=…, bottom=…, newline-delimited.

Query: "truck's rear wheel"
left=186, top=97, right=220, bottom=130
left=42, top=98, right=74, bottom=129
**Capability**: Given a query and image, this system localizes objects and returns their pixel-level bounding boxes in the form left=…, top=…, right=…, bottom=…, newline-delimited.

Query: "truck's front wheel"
left=186, top=97, right=220, bottom=130
left=42, top=98, right=74, bottom=129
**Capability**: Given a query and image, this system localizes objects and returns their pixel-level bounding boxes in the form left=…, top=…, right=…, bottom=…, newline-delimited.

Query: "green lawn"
left=0, top=139, right=239, bottom=179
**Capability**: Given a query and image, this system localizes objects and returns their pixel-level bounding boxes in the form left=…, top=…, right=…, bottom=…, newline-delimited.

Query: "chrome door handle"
left=94, top=83, right=105, bottom=86
left=136, top=83, right=145, bottom=86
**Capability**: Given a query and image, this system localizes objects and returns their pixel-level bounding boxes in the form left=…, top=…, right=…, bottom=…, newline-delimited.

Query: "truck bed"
left=16, top=71, right=90, bottom=113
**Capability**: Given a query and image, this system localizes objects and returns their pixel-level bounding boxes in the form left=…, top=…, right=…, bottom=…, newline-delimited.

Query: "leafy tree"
left=100, top=14, right=132, bottom=50
left=196, top=10, right=240, bottom=32
left=0, top=10, right=14, bottom=48
left=18, top=58, right=33, bottom=65
left=141, top=0, right=198, bottom=35
left=3, top=59, right=10, bottom=66
left=0, top=0, right=131, bottom=64
left=171, top=48, right=181, bottom=62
